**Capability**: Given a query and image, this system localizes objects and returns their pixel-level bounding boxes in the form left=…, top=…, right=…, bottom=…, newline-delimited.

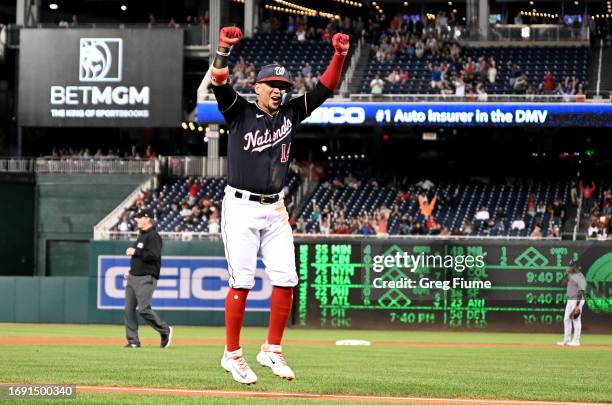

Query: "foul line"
left=74, top=384, right=609, bottom=405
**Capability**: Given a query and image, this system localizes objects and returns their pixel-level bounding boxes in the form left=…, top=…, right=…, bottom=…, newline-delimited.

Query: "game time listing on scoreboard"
left=293, top=239, right=612, bottom=332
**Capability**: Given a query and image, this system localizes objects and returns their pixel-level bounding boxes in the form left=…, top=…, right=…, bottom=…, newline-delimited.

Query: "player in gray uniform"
left=557, top=261, right=586, bottom=347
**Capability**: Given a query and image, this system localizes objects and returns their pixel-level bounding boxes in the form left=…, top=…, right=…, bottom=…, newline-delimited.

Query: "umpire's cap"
left=256, top=64, right=293, bottom=88
left=136, top=208, right=154, bottom=219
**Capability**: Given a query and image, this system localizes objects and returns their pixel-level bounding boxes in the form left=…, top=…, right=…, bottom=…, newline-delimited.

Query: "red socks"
left=267, top=286, right=294, bottom=345
left=225, top=288, right=249, bottom=352
left=225, top=286, right=294, bottom=351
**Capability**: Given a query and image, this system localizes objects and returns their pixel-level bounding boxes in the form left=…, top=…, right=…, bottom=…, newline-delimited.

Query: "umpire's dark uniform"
left=124, top=208, right=171, bottom=347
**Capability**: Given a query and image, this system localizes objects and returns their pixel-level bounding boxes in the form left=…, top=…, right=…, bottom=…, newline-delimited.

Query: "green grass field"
left=1, top=324, right=611, bottom=404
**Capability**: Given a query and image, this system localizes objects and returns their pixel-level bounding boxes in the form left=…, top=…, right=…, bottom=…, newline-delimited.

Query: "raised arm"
left=318, top=33, right=350, bottom=91
left=210, top=27, right=249, bottom=119
left=291, top=33, right=350, bottom=120
left=211, top=27, right=243, bottom=87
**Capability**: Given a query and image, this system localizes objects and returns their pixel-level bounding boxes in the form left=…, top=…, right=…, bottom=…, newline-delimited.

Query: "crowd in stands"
left=367, top=13, right=587, bottom=97
left=157, top=11, right=209, bottom=28
left=260, top=14, right=365, bottom=41
left=230, top=56, right=322, bottom=95
left=228, top=14, right=361, bottom=94
left=110, top=161, right=302, bottom=237
left=112, top=178, right=223, bottom=236
left=294, top=179, right=567, bottom=238
left=100, top=156, right=612, bottom=240
left=45, top=145, right=156, bottom=160
left=292, top=161, right=571, bottom=238
left=582, top=181, right=612, bottom=240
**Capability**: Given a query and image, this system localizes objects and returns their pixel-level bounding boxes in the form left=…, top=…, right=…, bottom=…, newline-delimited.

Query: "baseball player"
left=557, top=261, right=586, bottom=347
left=209, top=26, right=349, bottom=384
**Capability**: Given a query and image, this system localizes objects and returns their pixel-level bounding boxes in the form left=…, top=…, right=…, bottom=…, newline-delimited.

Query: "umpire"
left=123, top=208, right=172, bottom=348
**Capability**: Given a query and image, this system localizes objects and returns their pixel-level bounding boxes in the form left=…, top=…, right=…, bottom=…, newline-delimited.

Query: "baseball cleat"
left=256, top=343, right=295, bottom=380
left=124, top=342, right=141, bottom=348
left=221, top=347, right=257, bottom=385
left=160, top=326, right=173, bottom=349
left=556, top=341, right=568, bottom=346
left=567, top=341, right=581, bottom=347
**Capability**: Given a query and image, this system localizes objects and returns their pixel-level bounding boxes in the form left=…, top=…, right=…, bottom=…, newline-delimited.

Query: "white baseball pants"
left=221, top=185, right=298, bottom=289
left=563, top=298, right=585, bottom=344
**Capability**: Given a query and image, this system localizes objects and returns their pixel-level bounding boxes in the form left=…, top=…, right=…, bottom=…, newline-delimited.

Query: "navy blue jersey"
left=212, top=82, right=332, bottom=194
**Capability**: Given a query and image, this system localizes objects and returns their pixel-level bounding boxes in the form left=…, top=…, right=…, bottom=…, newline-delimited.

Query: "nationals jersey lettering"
left=243, top=116, right=292, bottom=152
left=212, top=82, right=333, bottom=194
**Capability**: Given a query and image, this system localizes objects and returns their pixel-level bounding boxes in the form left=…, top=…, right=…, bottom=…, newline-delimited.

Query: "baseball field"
left=1, top=324, right=611, bottom=404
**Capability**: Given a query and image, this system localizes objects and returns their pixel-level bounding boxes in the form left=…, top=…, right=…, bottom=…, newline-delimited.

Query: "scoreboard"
left=293, top=239, right=612, bottom=332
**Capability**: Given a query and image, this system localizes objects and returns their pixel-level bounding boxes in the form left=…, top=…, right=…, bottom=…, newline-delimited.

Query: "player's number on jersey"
left=281, top=143, right=291, bottom=163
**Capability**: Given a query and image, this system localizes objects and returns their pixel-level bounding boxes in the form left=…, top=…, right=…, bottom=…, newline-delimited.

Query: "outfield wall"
left=0, top=238, right=609, bottom=332
left=0, top=173, right=151, bottom=277
left=36, top=174, right=150, bottom=277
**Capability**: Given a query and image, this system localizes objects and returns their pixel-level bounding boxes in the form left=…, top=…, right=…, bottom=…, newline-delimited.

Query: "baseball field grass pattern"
left=1, top=324, right=610, bottom=404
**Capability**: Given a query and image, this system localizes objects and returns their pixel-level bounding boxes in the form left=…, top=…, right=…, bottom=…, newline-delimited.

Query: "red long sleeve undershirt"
left=319, top=52, right=347, bottom=91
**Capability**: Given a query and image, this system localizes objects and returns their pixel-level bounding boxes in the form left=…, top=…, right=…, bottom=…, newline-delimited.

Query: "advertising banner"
left=97, top=256, right=271, bottom=311
left=19, top=28, right=183, bottom=127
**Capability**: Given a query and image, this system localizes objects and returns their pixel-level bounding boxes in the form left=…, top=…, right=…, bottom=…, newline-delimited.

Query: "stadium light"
left=188, top=122, right=195, bottom=131
left=121, top=4, right=127, bottom=11
left=322, top=145, right=328, bottom=152
left=204, top=136, right=209, bottom=143
left=49, top=3, right=58, bottom=10
left=181, top=122, right=188, bottom=130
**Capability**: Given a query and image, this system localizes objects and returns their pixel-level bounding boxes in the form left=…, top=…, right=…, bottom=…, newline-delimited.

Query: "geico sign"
left=50, top=86, right=150, bottom=105
left=97, top=256, right=271, bottom=310
left=305, top=106, right=365, bottom=124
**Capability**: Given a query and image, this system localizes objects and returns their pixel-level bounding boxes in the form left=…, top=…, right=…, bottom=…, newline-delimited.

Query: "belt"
left=234, top=191, right=280, bottom=204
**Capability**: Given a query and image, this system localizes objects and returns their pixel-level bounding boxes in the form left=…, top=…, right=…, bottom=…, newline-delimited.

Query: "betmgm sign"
left=97, top=256, right=272, bottom=311
left=18, top=29, right=183, bottom=127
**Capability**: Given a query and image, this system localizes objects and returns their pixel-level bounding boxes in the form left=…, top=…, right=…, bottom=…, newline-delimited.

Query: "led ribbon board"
left=197, top=101, right=612, bottom=127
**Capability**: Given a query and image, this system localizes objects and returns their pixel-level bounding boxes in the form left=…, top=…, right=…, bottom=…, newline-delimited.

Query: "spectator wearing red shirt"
left=580, top=181, right=597, bottom=214
left=426, top=216, right=438, bottom=230
left=333, top=217, right=350, bottom=234
left=376, top=214, right=388, bottom=235
left=321, top=27, right=331, bottom=43
left=390, top=15, right=400, bottom=31
left=542, top=70, right=554, bottom=93
left=187, top=179, right=201, bottom=198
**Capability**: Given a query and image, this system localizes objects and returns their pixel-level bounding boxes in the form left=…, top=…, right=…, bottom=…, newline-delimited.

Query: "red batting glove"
left=219, top=26, right=242, bottom=48
left=332, top=33, right=350, bottom=55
